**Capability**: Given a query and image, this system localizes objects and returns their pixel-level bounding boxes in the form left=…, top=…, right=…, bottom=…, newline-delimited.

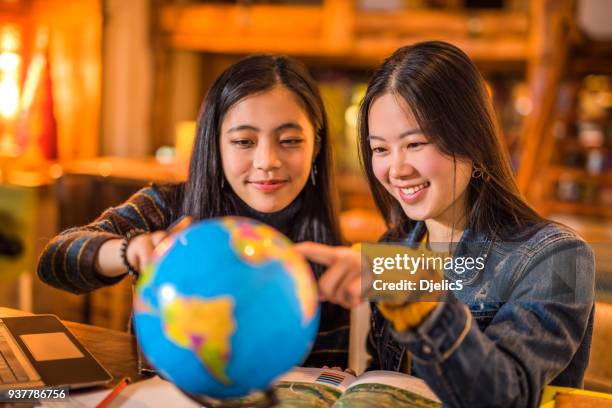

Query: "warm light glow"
left=0, top=26, right=21, bottom=120
left=344, top=105, right=359, bottom=128
left=20, top=28, right=49, bottom=115
left=175, top=121, right=196, bottom=163
left=20, top=54, right=45, bottom=111
left=0, top=25, right=20, bottom=53
left=515, top=96, right=533, bottom=116
left=0, top=25, right=22, bottom=156
left=0, top=52, right=19, bottom=71
left=49, top=163, right=63, bottom=179
left=512, top=83, right=533, bottom=116
left=155, top=146, right=175, bottom=164
left=0, top=72, right=20, bottom=119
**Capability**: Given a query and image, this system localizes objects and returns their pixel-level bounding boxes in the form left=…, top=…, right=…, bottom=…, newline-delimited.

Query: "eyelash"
left=280, top=138, right=303, bottom=146
left=230, top=138, right=304, bottom=148
left=406, top=142, right=427, bottom=150
left=371, top=142, right=428, bottom=154
left=231, top=139, right=254, bottom=147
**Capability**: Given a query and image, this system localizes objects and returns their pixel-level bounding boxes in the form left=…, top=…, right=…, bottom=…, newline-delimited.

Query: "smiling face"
left=220, top=85, right=316, bottom=213
left=368, top=93, right=472, bottom=227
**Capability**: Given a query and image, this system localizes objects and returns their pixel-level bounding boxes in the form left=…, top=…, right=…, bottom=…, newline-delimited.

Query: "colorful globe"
left=133, top=217, right=320, bottom=398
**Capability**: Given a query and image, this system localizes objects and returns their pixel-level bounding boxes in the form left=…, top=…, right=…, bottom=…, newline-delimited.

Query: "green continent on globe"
left=161, top=294, right=236, bottom=385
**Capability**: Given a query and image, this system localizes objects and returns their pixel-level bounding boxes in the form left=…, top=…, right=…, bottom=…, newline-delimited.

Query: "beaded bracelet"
left=120, top=229, right=145, bottom=278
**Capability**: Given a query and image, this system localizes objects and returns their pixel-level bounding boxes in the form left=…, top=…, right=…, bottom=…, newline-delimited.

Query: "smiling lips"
left=396, top=181, right=430, bottom=203
left=249, top=179, right=288, bottom=192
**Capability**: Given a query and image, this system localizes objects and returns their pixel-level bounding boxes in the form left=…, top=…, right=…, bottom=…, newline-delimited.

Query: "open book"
left=53, top=367, right=440, bottom=407
left=242, top=367, right=441, bottom=407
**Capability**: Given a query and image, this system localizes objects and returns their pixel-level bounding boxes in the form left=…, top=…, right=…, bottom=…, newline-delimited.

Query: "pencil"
left=95, top=377, right=131, bottom=408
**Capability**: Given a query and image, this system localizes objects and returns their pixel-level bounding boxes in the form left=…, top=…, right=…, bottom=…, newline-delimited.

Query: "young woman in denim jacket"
left=297, top=41, right=595, bottom=407
left=38, top=55, right=349, bottom=368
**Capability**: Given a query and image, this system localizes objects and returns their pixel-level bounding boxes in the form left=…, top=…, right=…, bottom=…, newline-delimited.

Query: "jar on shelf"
left=578, top=121, right=605, bottom=148
left=556, top=177, right=582, bottom=202
left=586, top=149, right=605, bottom=174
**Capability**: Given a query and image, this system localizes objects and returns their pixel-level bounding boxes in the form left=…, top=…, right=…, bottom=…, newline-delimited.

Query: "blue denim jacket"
left=367, top=221, right=595, bottom=408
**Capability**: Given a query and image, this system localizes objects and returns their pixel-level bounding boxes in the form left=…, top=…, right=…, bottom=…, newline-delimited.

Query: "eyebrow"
left=226, top=122, right=304, bottom=133
left=367, top=128, right=422, bottom=141
left=226, top=124, right=259, bottom=133
left=275, top=122, right=303, bottom=132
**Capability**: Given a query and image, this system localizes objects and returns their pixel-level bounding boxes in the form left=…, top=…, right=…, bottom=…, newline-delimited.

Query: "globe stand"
left=181, top=388, right=279, bottom=408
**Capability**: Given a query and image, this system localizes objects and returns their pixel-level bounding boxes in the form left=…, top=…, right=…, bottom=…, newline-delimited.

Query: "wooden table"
left=0, top=307, right=144, bottom=388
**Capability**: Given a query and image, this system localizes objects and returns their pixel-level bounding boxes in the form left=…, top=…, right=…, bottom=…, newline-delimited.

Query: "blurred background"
left=0, top=0, right=612, bottom=388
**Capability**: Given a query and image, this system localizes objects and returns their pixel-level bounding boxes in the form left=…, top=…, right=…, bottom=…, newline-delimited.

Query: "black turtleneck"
left=232, top=194, right=303, bottom=239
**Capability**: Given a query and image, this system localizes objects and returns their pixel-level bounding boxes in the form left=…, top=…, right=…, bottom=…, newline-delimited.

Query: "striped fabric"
left=37, top=183, right=350, bottom=368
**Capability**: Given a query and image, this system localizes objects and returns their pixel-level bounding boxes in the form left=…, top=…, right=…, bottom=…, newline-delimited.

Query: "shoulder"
left=134, top=182, right=182, bottom=205
left=514, top=221, right=591, bottom=256
left=493, top=221, right=596, bottom=305
left=124, top=183, right=185, bottom=226
left=148, top=182, right=184, bottom=208
left=497, top=221, right=595, bottom=283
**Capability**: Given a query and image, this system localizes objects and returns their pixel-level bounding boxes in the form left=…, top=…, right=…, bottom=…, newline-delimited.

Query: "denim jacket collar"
left=401, top=221, right=495, bottom=285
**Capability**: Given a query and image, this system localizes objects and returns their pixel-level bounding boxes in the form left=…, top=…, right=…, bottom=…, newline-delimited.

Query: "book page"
left=268, top=367, right=357, bottom=408
left=42, top=376, right=200, bottom=408
left=333, top=370, right=441, bottom=408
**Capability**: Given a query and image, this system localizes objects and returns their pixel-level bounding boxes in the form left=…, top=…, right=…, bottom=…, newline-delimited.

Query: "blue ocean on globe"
left=132, top=216, right=320, bottom=398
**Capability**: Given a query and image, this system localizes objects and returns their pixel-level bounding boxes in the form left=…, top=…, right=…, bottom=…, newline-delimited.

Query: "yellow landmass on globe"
left=223, top=218, right=317, bottom=324
left=161, top=294, right=236, bottom=385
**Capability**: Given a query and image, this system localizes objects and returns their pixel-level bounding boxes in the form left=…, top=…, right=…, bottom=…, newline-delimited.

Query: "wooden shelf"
left=545, top=201, right=612, bottom=218
left=354, top=9, right=527, bottom=37
left=160, top=4, right=330, bottom=55
left=547, top=166, right=612, bottom=184
left=352, top=36, right=526, bottom=64
left=556, top=142, right=612, bottom=153
left=159, top=3, right=528, bottom=64
left=61, top=157, right=188, bottom=183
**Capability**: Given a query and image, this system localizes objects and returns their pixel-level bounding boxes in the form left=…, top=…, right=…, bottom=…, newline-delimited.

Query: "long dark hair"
left=182, top=54, right=341, bottom=245
left=358, top=41, right=544, bottom=240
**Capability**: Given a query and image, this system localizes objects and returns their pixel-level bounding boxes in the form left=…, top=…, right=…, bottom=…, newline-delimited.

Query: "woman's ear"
left=313, top=128, right=322, bottom=157
left=312, top=150, right=319, bottom=165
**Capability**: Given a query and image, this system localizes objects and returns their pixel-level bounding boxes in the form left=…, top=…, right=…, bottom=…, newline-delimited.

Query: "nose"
left=253, top=141, right=282, bottom=171
left=389, top=150, right=416, bottom=180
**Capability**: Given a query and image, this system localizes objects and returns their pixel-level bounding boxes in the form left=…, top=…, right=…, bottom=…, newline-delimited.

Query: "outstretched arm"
left=37, top=185, right=174, bottom=294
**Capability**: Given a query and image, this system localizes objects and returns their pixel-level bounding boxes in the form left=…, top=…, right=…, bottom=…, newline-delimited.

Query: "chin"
left=250, top=200, right=287, bottom=214
left=406, top=214, right=429, bottom=222
left=400, top=204, right=431, bottom=222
